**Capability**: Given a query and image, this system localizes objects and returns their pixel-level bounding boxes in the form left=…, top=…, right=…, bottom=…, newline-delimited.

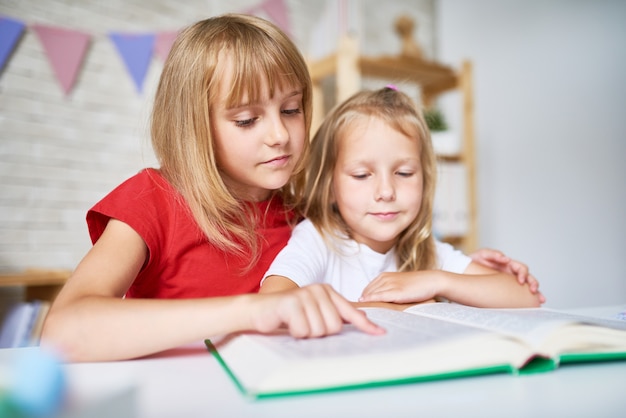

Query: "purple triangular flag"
left=0, top=16, right=26, bottom=72
left=109, top=32, right=155, bottom=93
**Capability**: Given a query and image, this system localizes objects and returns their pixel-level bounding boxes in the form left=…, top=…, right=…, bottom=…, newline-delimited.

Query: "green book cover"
left=206, top=338, right=519, bottom=399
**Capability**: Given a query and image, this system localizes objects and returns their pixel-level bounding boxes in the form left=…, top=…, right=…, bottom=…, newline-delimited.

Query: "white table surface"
left=2, top=304, right=625, bottom=418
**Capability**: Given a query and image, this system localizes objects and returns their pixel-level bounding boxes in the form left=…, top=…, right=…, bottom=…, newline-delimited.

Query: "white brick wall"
left=0, top=0, right=212, bottom=271
left=0, top=0, right=433, bottom=273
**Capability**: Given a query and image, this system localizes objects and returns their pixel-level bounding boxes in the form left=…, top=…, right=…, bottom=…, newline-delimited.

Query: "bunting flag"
left=109, top=32, right=155, bottom=93
left=0, top=0, right=293, bottom=95
left=154, top=31, right=178, bottom=63
left=261, top=0, right=291, bottom=36
left=0, top=16, right=26, bottom=72
left=245, top=0, right=291, bottom=36
left=32, top=24, right=91, bottom=95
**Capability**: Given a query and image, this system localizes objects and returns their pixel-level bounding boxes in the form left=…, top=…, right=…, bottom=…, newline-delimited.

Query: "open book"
left=205, top=303, right=626, bottom=399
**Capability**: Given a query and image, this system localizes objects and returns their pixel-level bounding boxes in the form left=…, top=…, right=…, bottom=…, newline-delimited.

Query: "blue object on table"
left=1, top=348, right=66, bottom=417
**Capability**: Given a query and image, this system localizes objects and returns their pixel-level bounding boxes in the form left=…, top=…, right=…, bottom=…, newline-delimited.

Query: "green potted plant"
left=424, top=108, right=448, bottom=132
left=424, top=107, right=460, bottom=157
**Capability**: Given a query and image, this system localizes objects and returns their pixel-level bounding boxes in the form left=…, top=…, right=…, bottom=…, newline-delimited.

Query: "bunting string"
left=0, top=0, right=289, bottom=96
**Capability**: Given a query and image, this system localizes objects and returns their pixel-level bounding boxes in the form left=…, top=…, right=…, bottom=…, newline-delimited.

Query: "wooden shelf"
left=359, top=55, right=458, bottom=104
left=0, top=269, right=70, bottom=302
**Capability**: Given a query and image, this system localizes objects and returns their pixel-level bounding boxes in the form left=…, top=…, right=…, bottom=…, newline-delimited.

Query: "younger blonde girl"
left=261, top=87, right=543, bottom=308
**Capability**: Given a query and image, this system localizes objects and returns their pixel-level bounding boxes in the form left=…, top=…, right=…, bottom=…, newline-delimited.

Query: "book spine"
left=0, top=301, right=41, bottom=348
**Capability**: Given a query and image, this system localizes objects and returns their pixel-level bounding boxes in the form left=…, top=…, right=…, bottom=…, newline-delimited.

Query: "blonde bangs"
left=221, top=45, right=306, bottom=109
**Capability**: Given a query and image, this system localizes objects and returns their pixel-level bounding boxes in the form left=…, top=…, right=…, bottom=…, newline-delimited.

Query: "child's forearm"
left=43, top=286, right=386, bottom=363
left=436, top=271, right=542, bottom=308
left=42, top=294, right=258, bottom=362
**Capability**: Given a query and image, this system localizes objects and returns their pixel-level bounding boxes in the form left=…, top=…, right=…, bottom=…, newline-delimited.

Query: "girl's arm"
left=469, top=248, right=544, bottom=302
left=260, top=275, right=300, bottom=293
left=359, top=262, right=543, bottom=308
left=41, top=220, right=383, bottom=362
left=261, top=276, right=430, bottom=311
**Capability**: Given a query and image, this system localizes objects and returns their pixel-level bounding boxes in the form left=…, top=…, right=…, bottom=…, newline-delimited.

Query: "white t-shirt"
left=263, top=219, right=472, bottom=302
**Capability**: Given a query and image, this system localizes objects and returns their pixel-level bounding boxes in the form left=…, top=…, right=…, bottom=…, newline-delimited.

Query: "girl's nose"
left=375, top=177, right=395, bottom=201
left=266, top=114, right=289, bottom=146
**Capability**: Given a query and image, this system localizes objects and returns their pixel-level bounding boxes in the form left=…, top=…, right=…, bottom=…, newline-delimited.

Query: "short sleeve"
left=435, top=240, right=472, bottom=273
left=262, top=219, right=329, bottom=287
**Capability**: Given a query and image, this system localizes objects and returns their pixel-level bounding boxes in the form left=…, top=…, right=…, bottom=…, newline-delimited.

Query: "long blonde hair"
left=303, top=88, right=437, bottom=271
left=150, top=14, right=312, bottom=266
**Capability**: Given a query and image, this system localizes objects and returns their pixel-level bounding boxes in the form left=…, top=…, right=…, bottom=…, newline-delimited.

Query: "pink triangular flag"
left=154, top=31, right=178, bottom=62
left=242, top=4, right=261, bottom=15
left=261, top=0, right=291, bottom=36
left=32, top=24, right=91, bottom=95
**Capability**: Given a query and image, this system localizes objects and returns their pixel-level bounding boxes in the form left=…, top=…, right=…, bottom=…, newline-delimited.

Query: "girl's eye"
left=235, top=118, right=257, bottom=128
left=282, top=108, right=302, bottom=116
left=397, top=171, right=414, bottom=177
left=351, top=173, right=369, bottom=180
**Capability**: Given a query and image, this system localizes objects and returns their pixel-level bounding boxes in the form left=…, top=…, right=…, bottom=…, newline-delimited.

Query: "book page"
left=247, top=308, right=491, bottom=360
left=213, top=308, right=530, bottom=395
left=404, top=303, right=626, bottom=348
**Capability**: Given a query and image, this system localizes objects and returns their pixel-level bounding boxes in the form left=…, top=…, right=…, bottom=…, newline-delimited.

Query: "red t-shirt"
left=87, top=168, right=295, bottom=299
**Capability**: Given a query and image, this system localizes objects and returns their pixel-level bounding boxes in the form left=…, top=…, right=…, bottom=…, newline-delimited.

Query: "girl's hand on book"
left=251, top=284, right=386, bottom=338
left=469, top=248, right=546, bottom=303
left=359, top=272, right=439, bottom=304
